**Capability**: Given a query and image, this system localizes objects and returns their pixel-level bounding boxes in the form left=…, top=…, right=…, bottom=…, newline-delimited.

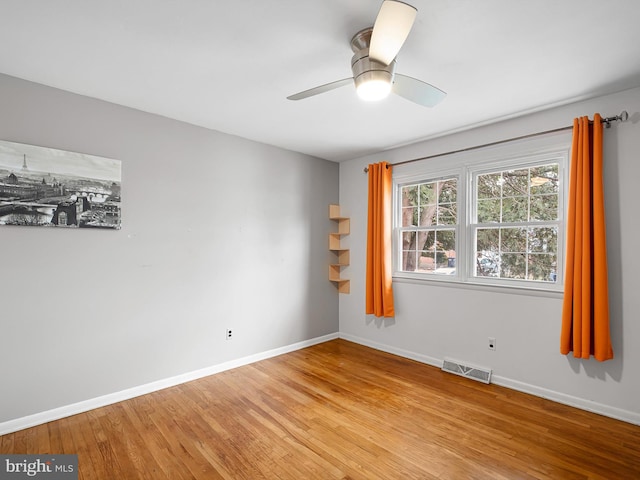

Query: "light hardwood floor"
left=2, top=339, right=639, bottom=479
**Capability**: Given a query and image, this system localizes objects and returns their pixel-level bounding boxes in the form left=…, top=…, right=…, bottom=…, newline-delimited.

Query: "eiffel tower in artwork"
left=21, top=154, right=28, bottom=171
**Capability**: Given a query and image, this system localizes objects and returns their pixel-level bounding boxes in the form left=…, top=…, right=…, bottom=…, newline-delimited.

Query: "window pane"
left=438, top=204, right=456, bottom=225
left=419, top=250, right=435, bottom=272
left=402, top=231, right=417, bottom=271
left=477, top=228, right=499, bottom=252
left=502, top=169, right=529, bottom=197
left=477, top=198, right=501, bottom=223
left=477, top=173, right=502, bottom=199
left=530, top=164, right=559, bottom=195
left=527, top=253, right=557, bottom=282
left=476, top=253, right=500, bottom=277
left=502, top=196, right=528, bottom=222
left=402, top=185, right=417, bottom=202
left=501, top=227, right=527, bottom=253
left=420, top=204, right=438, bottom=225
left=438, top=179, right=458, bottom=203
left=434, top=230, right=456, bottom=274
left=530, top=194, right=558, bottom=221
left=416, top=231, right=435, bottom=271
left=476, top=228, right=500, bottom=277
left=501, top=253, right=526, bottom=279
left=403, top=249, right=417, bottom=272
left=402, top=206, right=418, bottom=226
left=419, top=230, right=435, bottom=252
left=401, top=185, right=418, bottom=226
left=436, top=230, right=456, bottom=254
left=420, top=183, right=437, bottom=209
left=528, top=227, right=557, bottom=253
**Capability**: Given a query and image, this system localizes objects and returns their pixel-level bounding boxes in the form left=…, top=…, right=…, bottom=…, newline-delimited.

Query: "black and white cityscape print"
left=0, top=140, right=121, bottom=229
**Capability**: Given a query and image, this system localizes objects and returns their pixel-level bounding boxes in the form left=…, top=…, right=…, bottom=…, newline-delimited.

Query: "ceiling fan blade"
left=369, top=0, right=417, bottom=65
left=287, top=78, right=352, bottom=100
left=393, top=74, right=446, bottom=107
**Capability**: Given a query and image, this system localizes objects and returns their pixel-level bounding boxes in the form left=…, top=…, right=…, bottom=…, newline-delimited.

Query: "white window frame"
left=392, top=133, right=570, bottom=293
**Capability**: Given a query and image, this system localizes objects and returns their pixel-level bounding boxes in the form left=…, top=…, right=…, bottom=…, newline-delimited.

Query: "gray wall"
left=0, top=73, right=339, bottom=424
left=339, top=87, right=640, bottom=424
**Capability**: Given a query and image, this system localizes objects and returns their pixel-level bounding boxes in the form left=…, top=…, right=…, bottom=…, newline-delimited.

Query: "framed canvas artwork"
left=0, top=139, right=121, bottom=229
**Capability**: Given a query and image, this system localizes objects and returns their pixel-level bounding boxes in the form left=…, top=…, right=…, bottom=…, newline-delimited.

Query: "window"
left=399, top=177, right=458, bottom=275
left=393, top=140, right=569, bottom=291
left=472, top=163, right=560, bottom=283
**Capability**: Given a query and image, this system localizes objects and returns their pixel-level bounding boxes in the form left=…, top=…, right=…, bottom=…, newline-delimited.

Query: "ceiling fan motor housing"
left=351, top=49, right=396, bottom=89
left=350, top=27, right=396, bottom=90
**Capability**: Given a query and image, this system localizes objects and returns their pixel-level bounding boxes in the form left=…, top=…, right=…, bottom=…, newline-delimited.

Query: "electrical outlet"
left=488, top=337, right=496, bottom=351
left=226, top=329, right=233, bottom=340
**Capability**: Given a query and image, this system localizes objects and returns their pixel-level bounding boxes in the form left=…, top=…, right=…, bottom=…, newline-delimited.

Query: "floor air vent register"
left=442, top=358, right=492, bottom=384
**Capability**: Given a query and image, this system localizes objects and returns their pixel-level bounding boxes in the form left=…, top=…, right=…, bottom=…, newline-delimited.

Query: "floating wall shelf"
left=329, top=204, right=350, bottom=294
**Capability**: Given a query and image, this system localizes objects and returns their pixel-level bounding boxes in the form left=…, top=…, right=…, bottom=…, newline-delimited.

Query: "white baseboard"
left=0, top=332, right=339, bottom=436
left=491, top=375, right=640, bottom=426
left=339, top=333, right=640, bottom=426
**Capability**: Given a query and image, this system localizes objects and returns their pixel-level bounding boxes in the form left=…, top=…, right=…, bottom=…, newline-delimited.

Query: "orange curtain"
left=366, top=162, right=395, bottom=317
left=560, top=114, right=613, bottom=361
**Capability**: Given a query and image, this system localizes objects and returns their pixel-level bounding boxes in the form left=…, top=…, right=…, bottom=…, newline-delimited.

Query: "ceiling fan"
left=287, top=0, right=446, bottom=107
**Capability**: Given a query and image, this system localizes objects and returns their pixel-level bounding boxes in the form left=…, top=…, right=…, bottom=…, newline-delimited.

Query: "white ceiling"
left=1, top=0, right=639, bottom=162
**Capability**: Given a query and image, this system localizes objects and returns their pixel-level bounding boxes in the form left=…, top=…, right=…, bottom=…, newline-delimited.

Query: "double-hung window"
left=393, top=137, right=569, bottom=291
left=398, top=176, right=458, bottom=275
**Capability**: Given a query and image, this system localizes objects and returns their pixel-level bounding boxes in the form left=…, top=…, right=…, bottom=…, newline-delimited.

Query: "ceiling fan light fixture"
left=357, top=77, right=392, bottom=101
left=352, top=52, right=395, bottom=102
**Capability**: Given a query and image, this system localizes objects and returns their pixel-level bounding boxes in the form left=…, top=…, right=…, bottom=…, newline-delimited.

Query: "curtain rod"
left=363, top=111, right=628, bottom=173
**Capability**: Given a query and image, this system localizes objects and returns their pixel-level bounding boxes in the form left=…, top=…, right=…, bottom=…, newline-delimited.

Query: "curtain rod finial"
left=603, top=111, right=628, bottom=128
